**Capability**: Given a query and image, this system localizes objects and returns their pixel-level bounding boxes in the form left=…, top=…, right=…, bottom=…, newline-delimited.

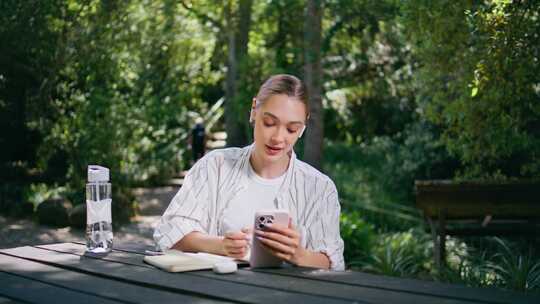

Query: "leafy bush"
left=438, top=240, right=493, bottom=287
left=438, top=237, right=540, bottom=292
left=362, top=245, right=419, bottom=277
left=324, top=121, right=456, bottom=232
left=0, top=183, right=68, bottom=219
left=324, top=141, right=415, bottom=232
left=487, top=238, right=540, bottom=292
left=402, top=1, right=540, bottom=179
left=24, top=183, right=66, bottom=208
left=360, top=121, right=458, bottom=204
left=1, top=1, right=220, bottom=222
left=359, top=229, right=432, bottom=277
left=340, top=212, right=375, bottom=266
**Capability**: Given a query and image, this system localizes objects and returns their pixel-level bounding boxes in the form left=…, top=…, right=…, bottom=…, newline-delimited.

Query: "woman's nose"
left=270, top=126, right=287, bottom=143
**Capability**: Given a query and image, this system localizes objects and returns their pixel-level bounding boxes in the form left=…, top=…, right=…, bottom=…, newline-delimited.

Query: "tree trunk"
left=225, top=0, right=253, bottom=147
left=303, top=0, right=323, bottom=170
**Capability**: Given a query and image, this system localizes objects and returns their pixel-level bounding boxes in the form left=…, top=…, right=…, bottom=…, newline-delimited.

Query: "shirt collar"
left=241, top=144, right=296, bottom=196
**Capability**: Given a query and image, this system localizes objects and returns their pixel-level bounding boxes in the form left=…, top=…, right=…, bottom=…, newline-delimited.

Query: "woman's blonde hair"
left=255, top=74, right=309, bottom=117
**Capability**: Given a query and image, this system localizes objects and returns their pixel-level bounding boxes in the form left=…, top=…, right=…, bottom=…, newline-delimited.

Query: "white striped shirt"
left=153, top=144, right=345, bottom=270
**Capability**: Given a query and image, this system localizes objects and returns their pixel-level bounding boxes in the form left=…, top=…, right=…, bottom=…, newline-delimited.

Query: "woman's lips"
left=265, top=144, right=283, bottom=156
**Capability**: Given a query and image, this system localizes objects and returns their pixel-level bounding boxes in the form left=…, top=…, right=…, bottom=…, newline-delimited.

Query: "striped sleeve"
left=306, top=180, right=345, bottom=270
left=153, top=157, right=212, bottom=251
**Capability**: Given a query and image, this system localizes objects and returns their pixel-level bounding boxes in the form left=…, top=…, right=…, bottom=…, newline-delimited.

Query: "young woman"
left=154, top=74, right=344, bottom=270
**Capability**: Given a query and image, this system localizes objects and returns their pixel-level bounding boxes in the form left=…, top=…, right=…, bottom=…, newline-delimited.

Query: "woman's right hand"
left=222, top=227, right=251, bottom=259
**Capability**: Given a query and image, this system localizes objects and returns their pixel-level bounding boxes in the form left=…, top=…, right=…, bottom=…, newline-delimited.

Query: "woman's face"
left=252, top=94, right=307, bottom=165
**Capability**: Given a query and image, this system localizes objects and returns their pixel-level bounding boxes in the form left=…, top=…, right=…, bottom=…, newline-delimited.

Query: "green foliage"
left=362, top=246, right=418, bottom=277
left=438, top=249, right=493, bottom=287
left=358, top=232, right=540, bottom=291
left=439, top=237, right=540, bottom=292
left=0, top=1, right=61, bottom=182
left=487, top=238, right=540, bottom=291
left=401, top=0, right=540, bottom=179
left=325, top=132, right=445, bottom=270
left=340, top=212, right=375, bottom=265
left=24, top=183, right=67, bottom=210
left=324, top=120, right=456, bottom=231
left=1, top=1, right=222, bottom=220
left=360, top=121, right=457, bottom=203
left=324, top=141, right=414, bottom=231
left=324, top=4, right=416, bottom=143
left=359, top=229, right=432, bottom=277
left=44, top=0, right=216, bottom=181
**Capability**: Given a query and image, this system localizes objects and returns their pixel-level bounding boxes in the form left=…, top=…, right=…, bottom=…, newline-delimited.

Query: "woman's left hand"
left=254, top=219, right=306, bottom=266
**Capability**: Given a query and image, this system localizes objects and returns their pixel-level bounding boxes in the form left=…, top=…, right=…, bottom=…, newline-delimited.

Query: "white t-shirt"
left=221, top=162, right=285, bottom=233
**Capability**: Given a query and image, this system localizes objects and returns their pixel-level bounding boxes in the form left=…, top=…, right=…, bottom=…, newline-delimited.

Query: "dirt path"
left=0, top=187, right=178, bottom=249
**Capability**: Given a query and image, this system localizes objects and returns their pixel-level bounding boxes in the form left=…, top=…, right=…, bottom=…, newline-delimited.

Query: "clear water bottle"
left=86, top=165, right=113, bottom=253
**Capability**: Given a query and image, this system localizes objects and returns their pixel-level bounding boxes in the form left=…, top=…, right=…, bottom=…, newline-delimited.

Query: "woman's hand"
left=222, top=227, right=251, bottom=259
left=254, top=219, right=306, bottom=265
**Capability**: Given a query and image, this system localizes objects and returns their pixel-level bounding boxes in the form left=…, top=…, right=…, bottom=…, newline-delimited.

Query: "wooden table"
left=0, top=242, right=538, bottom=304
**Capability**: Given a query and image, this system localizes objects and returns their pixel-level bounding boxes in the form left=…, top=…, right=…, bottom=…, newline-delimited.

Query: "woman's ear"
left=250, top=98, right=258, bottom=124
left=298, top=125, right=306, bottom=138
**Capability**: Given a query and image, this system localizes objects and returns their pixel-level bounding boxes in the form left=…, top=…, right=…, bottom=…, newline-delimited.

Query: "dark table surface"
left=0, top=242, right=538, bottom=304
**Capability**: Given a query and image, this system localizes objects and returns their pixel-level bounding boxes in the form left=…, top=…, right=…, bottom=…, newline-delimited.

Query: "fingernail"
left=254, top=230, right=264, bottom=235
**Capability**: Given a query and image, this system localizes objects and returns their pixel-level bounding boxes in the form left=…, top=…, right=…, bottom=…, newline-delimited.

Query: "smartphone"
left=249, top=209, right=289, bottom=268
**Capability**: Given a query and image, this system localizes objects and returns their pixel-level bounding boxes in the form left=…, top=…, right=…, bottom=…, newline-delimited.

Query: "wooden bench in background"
left=415, top=180, right=540, bottom=268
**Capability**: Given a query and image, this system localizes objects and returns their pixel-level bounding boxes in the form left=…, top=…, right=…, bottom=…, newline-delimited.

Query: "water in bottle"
left=86, top=165, right=113, bottom=253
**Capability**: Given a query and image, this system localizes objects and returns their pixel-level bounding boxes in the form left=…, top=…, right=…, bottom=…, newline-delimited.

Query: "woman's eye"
left=263, top=121, right=275, bottom=127
left=287, top=129, right=299, bottom=134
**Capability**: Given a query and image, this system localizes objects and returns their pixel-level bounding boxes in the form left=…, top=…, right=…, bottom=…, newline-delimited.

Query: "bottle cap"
left=88, top=165, right=110, bottom=182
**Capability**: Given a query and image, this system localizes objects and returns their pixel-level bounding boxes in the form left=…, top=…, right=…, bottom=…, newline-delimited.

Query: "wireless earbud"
left=249, top=109, right=255, bottom=124
left=298, top=125, right=306, bottom=138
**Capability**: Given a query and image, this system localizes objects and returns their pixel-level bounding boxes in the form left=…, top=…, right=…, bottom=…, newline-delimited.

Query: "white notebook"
left=144, top=250, right=247, bottom=272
